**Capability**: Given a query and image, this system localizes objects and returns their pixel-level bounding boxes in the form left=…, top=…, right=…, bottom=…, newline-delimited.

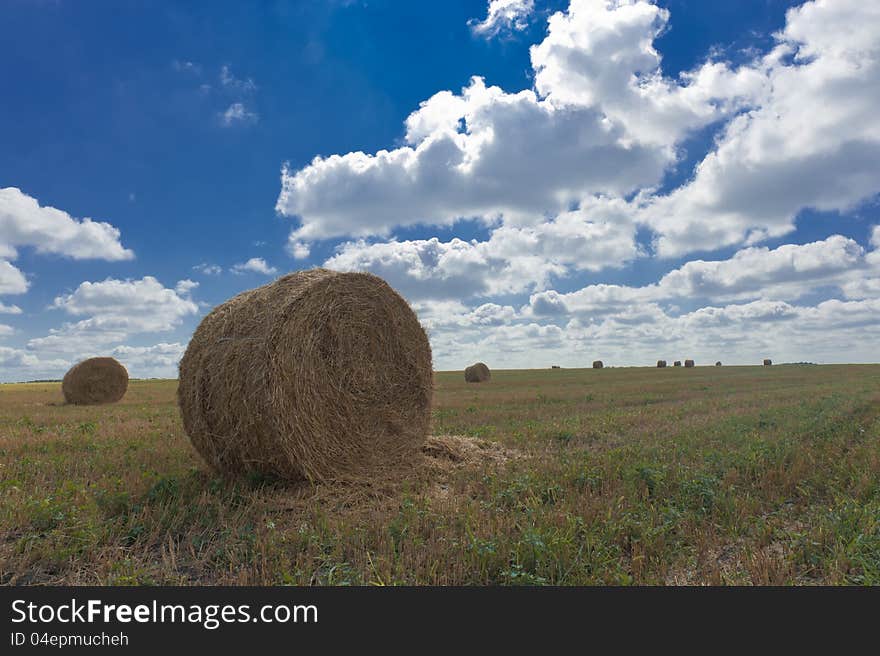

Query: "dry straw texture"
left=593, top=360, right=604, bottom=369
left=464, top=362, right=491, bottom=383
left=62, top=357, right=128, bottom=405
left=177, top=268, right=433, bottom=482
left=764, top=359, right=773, bottom=366
left=685, top=359, right=695, bottom=368
left=657, top=360, right=667, bottom=368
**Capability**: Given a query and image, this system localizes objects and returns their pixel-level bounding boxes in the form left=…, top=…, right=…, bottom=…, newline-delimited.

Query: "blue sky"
left=1, top=0, right=879, bottom=380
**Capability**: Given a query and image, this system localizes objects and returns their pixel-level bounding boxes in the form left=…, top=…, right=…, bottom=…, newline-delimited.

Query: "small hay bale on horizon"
left=685, top=359, right=695, bottom=368
left=464, top=362, right=491, bottom=383
left=62, top=357, right=128, bottom=405
left=764, top=359, right=773, bottom=366
left=592, top=360, right=604, bottom=369
left=715, top=361, right=722, bottom=367
left=551, top=365, right=561, bottom=369
left=177, top=268, right=433, bottom=482
left=657, top=360, right=667, bottom=368
left=674, top=361, right=682, bottom=367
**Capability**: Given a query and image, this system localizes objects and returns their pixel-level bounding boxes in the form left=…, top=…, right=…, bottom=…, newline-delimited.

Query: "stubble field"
left=1, top=364, right=879, bottom=585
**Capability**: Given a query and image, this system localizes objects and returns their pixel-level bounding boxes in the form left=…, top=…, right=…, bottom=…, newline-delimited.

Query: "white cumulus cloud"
left=0, top=187, right=133, bottom=261
left=277, top=0, right=769, bottom=255
left=470, top=0, right=535, bottom=37
left=326, top=197, right=640, bottom=299
left=645, top=0, right=880, bottom=256
left=278, top=76, right=668, bottom=242
left=526, top=235, right=878, bottom=317
left=531, top=0, right=767, bottom=146
left=175, top=279, right=199, bottom=296
left=110, top=342, right=187, bottom=378
left=0, top=260, right=28, bottom=295
left=0, top=187, right=134, bottom=312
left=29, top=277, right=199, bottom=356
left=231, top=257, right=278, bottom=275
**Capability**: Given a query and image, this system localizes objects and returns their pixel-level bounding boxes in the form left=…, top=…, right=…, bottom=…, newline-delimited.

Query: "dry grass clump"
left=593, top=360, right=604, bottom=369
left=685, top=359, right=695, bottom=368
left=764, top=359, right=773, bottom=366
left=422, top=434, right=519, bottom=471
left=177, top=268, right=433, bottom=482
left=61, top=357, right=128, bottom=405
left=422, top=435, right=522, bottom=502
left=657, top=360, right=667, bottom=368
left=266, top=434, right=522, bottom=513
left=464, top=362, right=491, bottom=383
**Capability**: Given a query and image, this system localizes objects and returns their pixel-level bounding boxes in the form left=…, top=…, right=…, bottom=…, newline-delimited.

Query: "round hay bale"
left=177, top=268, right=433, bottom=482
left=464, top=362, right=491, bottom=383
left=673, top=360, right=682, bottom=367
left=684, top=359, right=695, bottom=368
left=657, top=360, right=667, bottom=368
left=61, top=358, right=128, bottom=405
left=592, top=360, right=604, bottom=369
left=62, top=357, right=128, bottom=405
left=551, top=365, right=561, bottom=369
left=715, top=361, right=722, bottom=367
left=763, top=359, right=772, bottom=366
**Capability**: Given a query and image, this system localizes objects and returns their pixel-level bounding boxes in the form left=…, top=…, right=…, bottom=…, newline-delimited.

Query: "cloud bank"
left=275, top=0, right=880, bottom=369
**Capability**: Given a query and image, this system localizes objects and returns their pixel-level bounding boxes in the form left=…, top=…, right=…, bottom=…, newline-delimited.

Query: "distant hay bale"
left=551, top=365, right=561, bottom=369
left=464, top=362, right=491, bottom=383
left=763, top=359, right=772, bottom=366
left=673, top=361, right=682, bottom=367
left=657, top=360, right=667, bottom=368
left=62, top=357, right=128, bottom=405
left=715, top=361, right=722, bottom=367
left=685, top=359, right=695, bottom=368
left=177, top=268, right=433, bottom=482
left=592, top=360, right=604, bottom=369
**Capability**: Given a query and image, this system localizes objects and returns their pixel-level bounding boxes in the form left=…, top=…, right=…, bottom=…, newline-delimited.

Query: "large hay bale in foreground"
left=464, top=362, right=491, bottom=383
left=657, top=360, right=667, bottom=368
left=684, top=359, right=695, bottom=368
left=593, top=360, right=604, bottom=369
left=763, top=359, right=772, bottom=366
left=177, top=268, right=433, bottom=482
left=673, top=360, right=682, bottom=367
left=62, top=357, right=128, bottom=405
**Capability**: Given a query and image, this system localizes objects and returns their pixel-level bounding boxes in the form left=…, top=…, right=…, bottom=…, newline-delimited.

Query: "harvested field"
left=1, top=364, right=879, bottom=585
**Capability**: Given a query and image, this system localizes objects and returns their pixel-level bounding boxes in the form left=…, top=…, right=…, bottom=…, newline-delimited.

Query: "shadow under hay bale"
left=62, top=357, right=128, bottom=405
left=657, top=360, right=667, bottom=368
left=464, top=362, right=491, bottom=383
left=177, top=268, right=433, bottom=482
left=593, top=360, right=604, bottom=369
left=685, top=359, right=695, bottom=368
